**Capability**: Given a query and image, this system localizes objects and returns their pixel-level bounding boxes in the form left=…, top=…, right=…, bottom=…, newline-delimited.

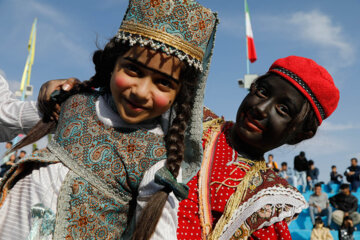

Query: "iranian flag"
left=245, top=0, right=257, bottom=63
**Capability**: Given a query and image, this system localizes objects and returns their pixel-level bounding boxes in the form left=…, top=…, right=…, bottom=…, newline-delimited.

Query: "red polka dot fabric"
left=177, top=172, right=203, bottom=239
left=249, top=221, right=292, bottom=240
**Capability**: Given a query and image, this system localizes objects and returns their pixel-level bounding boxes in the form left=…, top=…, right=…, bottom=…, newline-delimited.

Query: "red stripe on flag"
left=247, top=37, right=257, bottom=63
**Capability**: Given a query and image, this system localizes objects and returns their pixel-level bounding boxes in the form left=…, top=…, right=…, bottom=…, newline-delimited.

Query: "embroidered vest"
left=49, top=93, right=167, bottom=239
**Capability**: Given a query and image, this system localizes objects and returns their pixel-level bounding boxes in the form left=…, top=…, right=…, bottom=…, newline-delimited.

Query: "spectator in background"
left=309, top=183, right=332, bottom=228
left=0, top=142, right=13, bottom=167
left=279, top=162, right=297, bottom=188
left=328, top=165, right=343, bottom=193
left=266, top=154, right=279, bottom=172
left=330, top=183, right=360, bottom=227
left=311, top=217, right=333, bottom=240
left=307, top=160, right=319, bottom=191
left=16, top=150, right=27, bottom=162
left=0, top=154, right=16, bottom=177
left=294, top=151, right=308, bottom=193
left=344, top=158, right=360, bottom=192
left=339, top=216, right=355, bottom=240
left=330, top=165, right=343, bottom=185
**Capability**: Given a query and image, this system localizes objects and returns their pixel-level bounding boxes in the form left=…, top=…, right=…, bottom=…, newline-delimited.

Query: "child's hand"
left=38, top=78, right=80, bottom=121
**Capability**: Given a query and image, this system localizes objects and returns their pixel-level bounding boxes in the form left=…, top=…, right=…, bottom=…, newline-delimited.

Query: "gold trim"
left=209, top=161, right=268, bottom=240
left=120, top=21, right=204, bottom=61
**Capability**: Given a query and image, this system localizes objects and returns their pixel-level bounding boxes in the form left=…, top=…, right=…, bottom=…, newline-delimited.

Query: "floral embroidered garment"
left=0, top=93, right=168, bottom=239
left=177, top=119, right=307, bottom=240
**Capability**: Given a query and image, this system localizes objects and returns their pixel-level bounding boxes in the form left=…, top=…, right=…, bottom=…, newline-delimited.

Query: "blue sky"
left=0, top=0, right=359, bottom=182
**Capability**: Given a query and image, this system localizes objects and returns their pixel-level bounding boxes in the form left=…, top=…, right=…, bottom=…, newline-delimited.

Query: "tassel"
left=27, top=203, right=55, bottom=240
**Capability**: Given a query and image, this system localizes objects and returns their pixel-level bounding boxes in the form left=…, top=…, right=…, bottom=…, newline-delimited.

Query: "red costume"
left=177, top=119, right=306, bottom=239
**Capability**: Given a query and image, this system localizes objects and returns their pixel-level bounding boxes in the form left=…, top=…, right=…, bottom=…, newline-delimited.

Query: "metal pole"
left=13, top=18, right=37, bottom=145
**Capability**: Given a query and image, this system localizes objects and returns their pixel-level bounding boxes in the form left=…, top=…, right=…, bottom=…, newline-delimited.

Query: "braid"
left=11, top=38, right=130, bottom=153
left=165, top=82, right=193, bottom=176
left=131, top=66, right=198, bottom=240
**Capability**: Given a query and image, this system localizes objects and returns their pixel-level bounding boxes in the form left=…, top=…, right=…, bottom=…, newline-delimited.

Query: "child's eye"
left=276, top=104, right=290, bottom=116
left=255, top=86, right=267, bottom=98
left=155, top=78, right=176, bottom=90
left=123, top=64, right=143, bottom=77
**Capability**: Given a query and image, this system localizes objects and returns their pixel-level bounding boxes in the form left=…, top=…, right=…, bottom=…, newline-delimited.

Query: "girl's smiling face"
left=232, top=73, right=306, bottom=157
left=110, top=46, right=182, bottom=124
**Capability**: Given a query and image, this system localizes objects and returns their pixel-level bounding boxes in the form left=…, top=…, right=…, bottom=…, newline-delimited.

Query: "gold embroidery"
left=120, top=21, right=204, bottom=61
left=209, top=161, right=268, bottom=240
left=211, top=158, right=254, bottom=193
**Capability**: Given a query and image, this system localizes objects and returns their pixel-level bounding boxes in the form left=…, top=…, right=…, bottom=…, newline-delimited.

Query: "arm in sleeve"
left=136, top=160, right=180, bottom=240
left=310, top=229, right=316, bottom=240
left=314, top=168, right=319, bottom=179
left=308, top=195, right=315, bottom=206
left=349, top=196, right=358, bottom=213
left=326, top=228, right=334, bottom=240
left=329, top=195, right=338, bottom=209
left=354, top=166, right=360, bottom=178
left=0, top=74, right=41, bottom=142
left=344, top=167, right=350, bottom=177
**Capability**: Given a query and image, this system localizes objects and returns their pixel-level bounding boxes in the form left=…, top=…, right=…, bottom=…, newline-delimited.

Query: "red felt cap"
left=268, top=56, right=340, bottom=125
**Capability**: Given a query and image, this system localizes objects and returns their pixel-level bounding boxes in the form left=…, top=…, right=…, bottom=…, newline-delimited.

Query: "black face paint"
left=232, top=74, right=306, bottom=156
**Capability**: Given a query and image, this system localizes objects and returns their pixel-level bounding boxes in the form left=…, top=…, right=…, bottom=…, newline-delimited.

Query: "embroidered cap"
left=115, top=0, right=218, bottom=71
left=269, top=56, right=340, bottom=125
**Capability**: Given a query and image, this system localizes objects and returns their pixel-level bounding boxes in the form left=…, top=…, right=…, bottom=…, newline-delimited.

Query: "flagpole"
left=245, top=0, right=250, bottom=75
left=20, top=18, right=37, bottom=101
left=13, top=18, right=37, bottom=145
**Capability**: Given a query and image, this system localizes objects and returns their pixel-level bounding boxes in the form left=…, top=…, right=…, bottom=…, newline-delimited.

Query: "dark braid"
left=131, top=66, right=199, bottom=240
left=11, top=38, right=130, bottom=153
left=165, top=77, right=194, bottom=176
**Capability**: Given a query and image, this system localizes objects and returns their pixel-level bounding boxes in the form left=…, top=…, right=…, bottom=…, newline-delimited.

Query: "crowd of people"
left=309, top=183, right=359, bottom=240
left=266, top=153, right=360, bottom=239
left=267, top=151, right=320, bottom=192
left=267, top=151, right=360, bottom=194
left=0, top=142, right=28, bottom=178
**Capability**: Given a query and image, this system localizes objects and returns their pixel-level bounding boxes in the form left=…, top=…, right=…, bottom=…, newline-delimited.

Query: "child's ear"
left=286, top=130, right=315, bottom=145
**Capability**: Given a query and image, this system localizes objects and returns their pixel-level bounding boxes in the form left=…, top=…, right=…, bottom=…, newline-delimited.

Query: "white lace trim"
left=218, top=186, right=307, bottom=240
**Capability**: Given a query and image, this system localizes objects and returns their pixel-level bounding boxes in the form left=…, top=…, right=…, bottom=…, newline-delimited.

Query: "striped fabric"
left=0, top=163, right=68, bottom=240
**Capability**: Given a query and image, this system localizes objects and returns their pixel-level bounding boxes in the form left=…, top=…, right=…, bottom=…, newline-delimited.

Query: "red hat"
left=268, top=56, right=340, bottom=125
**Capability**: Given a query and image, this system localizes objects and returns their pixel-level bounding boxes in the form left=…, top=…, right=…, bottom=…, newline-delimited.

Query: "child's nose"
left=132, top=77, right=152, bottom=101
left=253, top=100, right=271, bottom=119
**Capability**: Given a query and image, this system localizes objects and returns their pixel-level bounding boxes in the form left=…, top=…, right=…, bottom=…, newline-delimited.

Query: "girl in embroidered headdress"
left=0, top=1, right=218, bottom=239
left=177, top=56, right=340, bottom=239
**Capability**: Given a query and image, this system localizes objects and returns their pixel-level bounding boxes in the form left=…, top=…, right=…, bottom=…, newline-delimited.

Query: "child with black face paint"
left=177, top=56, right=340, bottom=239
